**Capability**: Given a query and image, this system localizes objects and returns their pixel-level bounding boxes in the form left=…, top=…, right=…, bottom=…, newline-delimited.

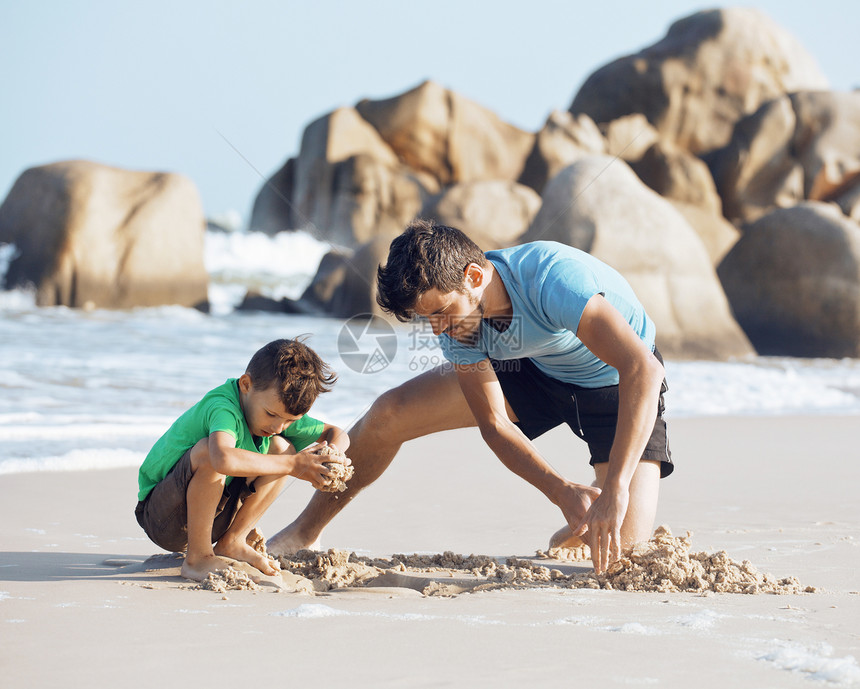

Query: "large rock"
left=836, top=182, right=860, bottom=222
left=519, top=110, right=606, bottom=193
left=356, top=80, right=535, bottom=187
left=292, top=107, right=401, bottom=232
left=300, top=234, right=395, bottom=319
left=249, top=158, right=295, bottom=235
left=667, top=200, right=740, bottom=266
left=570, top=8, right=828, bottom=156
left=717, top=202, right=860, bottom=358
left=0, top=160, right=208, bottom=309
left=711, top=91, right=860, bottom=224
left=521, top=156, right=753, bottom=359
left=425, top=180, right=541, bottom=250
left=600, top=114, right=659, bottom=163
left=631, top=141, right=722, bottom=215
left=324, top=153, right=428, bottom=247
left=250, top=107, right=430, bottom=247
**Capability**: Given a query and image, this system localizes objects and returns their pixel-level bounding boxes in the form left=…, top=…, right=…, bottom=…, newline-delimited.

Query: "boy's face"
left=237, top=374, right=301, bottom=437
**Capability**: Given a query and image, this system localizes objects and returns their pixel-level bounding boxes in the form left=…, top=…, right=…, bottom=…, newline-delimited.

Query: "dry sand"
left=1, top=416, right=859, bottom=687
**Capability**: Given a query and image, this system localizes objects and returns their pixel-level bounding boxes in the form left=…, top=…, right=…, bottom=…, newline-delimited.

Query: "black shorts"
left=134, top=449, right=256, bottom=552
left=492, top=351, right=673, bottom=478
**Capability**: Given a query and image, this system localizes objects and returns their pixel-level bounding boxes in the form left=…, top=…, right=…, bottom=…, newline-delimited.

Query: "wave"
left=0, top=448, right=144, bottom=475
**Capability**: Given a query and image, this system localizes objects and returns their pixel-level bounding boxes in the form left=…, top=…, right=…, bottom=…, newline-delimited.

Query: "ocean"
left=1, top=230, right=859, bottom=475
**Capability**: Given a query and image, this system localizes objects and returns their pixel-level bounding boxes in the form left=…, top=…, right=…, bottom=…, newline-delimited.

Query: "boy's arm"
left=454, top=361, right=601, bottom=544
left=315, top=423, right=350, bottom=454
left=574, top=294, right=666, bottom=571
left=207, top=431, right=335, bottom=489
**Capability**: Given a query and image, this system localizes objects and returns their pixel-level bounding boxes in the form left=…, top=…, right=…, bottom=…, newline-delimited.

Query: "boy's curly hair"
left=245, top=338, right=337, bottom=415
left=376, top=219, right=487, bottom=322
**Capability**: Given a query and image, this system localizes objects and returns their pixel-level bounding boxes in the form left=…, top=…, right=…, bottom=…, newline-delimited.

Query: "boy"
left=135, top=338, right=349, bottom=581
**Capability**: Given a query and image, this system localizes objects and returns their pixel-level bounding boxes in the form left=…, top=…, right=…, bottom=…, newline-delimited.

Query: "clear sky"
left=1, top=1, right=857, bottom=223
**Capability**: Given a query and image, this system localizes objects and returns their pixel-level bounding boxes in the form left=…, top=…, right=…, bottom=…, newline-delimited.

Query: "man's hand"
left=573, top=484, right=630, bottom=574
left=555, top=481, right=602, bottom=543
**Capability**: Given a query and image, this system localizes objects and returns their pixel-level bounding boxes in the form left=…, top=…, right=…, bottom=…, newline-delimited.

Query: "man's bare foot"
left=549, top=524, right=587, bottom=549
left=180, top=553, right=234, bottom=582
left=246, top=527, right=267, bottom=555
left=214, top=538, right=281, bottom=577
left=266, top=525, right=321, bottom=557
left=548, top=525, right=592, bottom=561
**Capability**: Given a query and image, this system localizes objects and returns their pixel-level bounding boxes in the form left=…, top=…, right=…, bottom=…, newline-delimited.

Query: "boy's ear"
left=238, top=374, right=252, bottom=392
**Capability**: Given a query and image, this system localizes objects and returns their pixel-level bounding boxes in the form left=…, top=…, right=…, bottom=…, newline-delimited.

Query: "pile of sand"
left=314, top=445, right=354, bottom=493
left=582, top=525, right=817, bottom=594
left=277, top=548, right=382, bottom=591
left=195, top=566, right=262, bottom=592
left=273, top=525, right=816, bottom=596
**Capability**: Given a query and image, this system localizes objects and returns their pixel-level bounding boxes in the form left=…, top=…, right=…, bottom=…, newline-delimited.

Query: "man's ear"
left=464, top=263, right=484, bottom=288
left=238, top=373, right=252, bottom=393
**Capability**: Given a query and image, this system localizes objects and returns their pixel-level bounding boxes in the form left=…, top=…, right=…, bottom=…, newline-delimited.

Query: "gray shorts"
left=134, top=449, right=255, bottom=552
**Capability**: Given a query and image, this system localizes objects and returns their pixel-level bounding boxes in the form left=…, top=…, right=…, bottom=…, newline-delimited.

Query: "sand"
left=314, top=445, right=355, bottom=493
left=1, top=416, right=859, bottom=687
left=270, top=525, right=816, bottom=596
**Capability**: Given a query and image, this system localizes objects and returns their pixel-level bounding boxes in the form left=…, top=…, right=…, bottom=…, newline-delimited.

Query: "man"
left=268, top=220, right=673, bottom=573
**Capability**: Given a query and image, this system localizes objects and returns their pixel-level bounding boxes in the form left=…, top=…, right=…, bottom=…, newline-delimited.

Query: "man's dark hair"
left=245, top=337, right=337, bottom=415
left=376, top=219, right=487, bottom=322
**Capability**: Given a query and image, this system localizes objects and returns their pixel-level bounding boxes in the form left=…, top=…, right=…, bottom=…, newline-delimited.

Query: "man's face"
left=414, top=287, right=483, bottom=345
left=238, top=375, right=301, bottom=438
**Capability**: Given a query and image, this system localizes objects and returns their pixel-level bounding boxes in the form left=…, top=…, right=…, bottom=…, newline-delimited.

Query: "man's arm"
left=574, top=294, right=666, bottom=571
left=455, top=361, right=601, bottom=538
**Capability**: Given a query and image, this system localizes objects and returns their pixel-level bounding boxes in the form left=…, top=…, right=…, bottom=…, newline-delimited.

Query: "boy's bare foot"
left=266, top=525, right=321, bottom=557
left=214, top=538, right=281, bottom=577
left=180, top=554, right=235, bottom=582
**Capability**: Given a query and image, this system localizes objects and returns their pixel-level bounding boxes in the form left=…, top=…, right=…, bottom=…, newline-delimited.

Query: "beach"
left=2, top=231, right=859, bottom=687
left=2, top=415, right=858, bottom=688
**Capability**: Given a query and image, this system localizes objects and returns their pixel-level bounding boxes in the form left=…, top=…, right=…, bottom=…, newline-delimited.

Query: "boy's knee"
left=268, top=434, right=291, bottom=455
left=188, top=438, right=227, bottom=480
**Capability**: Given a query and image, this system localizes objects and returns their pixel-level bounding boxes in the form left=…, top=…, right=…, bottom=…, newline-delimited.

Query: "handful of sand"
left=314, top=445, right=354, bottom=493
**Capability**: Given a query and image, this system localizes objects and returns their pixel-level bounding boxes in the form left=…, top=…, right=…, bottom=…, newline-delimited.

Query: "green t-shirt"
left=137, top=378, right=325, bottom=501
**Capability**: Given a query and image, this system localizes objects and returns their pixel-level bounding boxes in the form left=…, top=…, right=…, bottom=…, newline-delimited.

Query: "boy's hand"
left=310, top=442, right=354, bottom=493
left=292, top=443, right=345, bottom=490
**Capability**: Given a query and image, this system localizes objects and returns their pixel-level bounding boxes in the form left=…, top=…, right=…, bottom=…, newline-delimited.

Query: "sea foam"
left=757, top=641, right=860, bottom=685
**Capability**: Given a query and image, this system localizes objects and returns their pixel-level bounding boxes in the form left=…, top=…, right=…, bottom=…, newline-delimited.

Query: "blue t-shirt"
left=440, top=241, right=655, bottom=388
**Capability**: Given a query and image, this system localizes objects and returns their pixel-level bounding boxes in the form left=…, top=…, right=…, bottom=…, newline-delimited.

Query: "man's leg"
left=596, top=459, right=661, bottom=547
left=267, top=364, right=481, bottom=555
left=549, top=459, right=661, bottom=551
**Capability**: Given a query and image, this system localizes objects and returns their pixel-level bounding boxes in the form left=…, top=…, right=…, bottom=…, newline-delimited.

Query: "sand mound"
left=583, top=525, right=816, bottom=594
left=274, top=526, right=816, bottom=596
left=314, top=445, right=355, bottom=493
left=195, top=566, right=262, bottom=592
